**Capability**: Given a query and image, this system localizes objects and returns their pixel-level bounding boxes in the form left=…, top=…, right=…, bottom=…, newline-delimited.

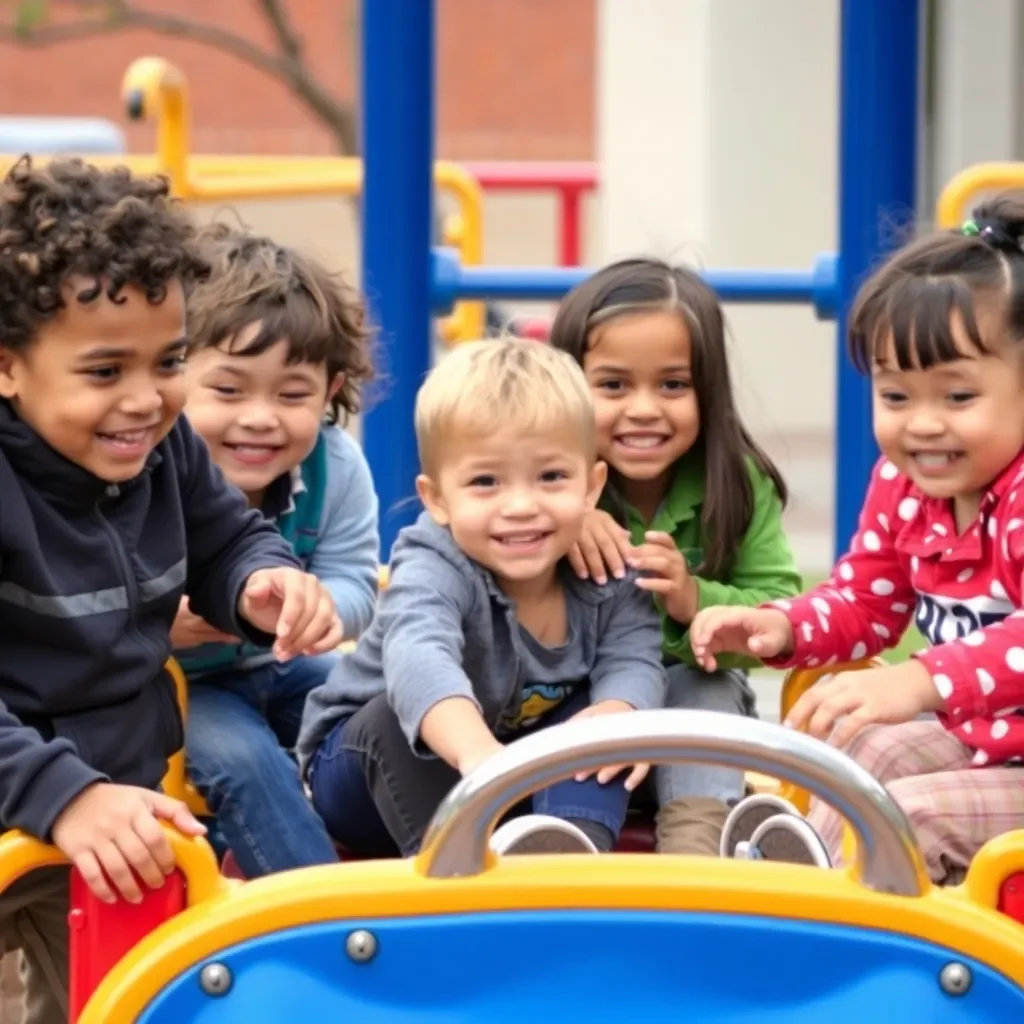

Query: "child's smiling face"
left=185, top=328, right=334, bottom=504
left=872, top=316, right=1024, bottom=526
left=0, top=276, right=188, bottom=482
left=582, top=309, right=700, bottom=502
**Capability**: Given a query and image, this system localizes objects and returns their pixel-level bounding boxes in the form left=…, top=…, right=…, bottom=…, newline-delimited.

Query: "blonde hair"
left=415, top=338, right=596, bottom=475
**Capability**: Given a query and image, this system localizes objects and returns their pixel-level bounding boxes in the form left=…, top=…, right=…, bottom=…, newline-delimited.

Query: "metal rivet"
left=345, top=928, right=378, bottom=963
left=199, top=962, right=233, bottom=997
left=939, top=961, right=972, bottom=996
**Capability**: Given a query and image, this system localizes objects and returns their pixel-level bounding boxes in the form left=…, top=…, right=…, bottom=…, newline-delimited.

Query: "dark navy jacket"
left=0, top=401, right=301, bottom=839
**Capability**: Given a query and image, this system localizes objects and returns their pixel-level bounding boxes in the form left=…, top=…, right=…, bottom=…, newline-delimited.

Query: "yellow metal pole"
left=121, top=57, right=191, bottom=198
left=436, top=161, right=485, bottom=342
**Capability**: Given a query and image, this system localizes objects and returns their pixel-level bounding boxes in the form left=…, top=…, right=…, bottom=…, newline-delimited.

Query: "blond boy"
left=296, top=339, right=666, bottom=856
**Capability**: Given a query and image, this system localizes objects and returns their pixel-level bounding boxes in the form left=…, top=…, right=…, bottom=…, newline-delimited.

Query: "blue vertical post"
left=360, top=0, right=435, bottom=556
left=834, top=0, right=919, bottom=558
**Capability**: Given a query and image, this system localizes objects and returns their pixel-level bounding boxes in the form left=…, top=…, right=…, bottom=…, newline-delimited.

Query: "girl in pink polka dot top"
left=690, top=194, right=1024, bottom=884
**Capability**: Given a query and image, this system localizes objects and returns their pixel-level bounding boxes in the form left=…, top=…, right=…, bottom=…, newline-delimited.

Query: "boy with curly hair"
left=173, top=226, right=379, bottom=877
left=0, top=158, right=341, bottom=1024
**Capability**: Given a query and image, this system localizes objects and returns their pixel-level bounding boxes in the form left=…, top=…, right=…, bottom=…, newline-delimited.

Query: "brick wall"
left=0, top=0, right=594, bottom=159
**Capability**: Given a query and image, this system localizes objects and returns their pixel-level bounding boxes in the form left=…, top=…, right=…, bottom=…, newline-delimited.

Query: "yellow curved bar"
left=0, top=824, right=225, bottom=908
left=79, top=852, right=1024, bottom=1022
left=120, top=57, right=190, bottom=199
left=961, top=829, right=1024, bottom=909
left=936, top=162, right=1024, bottom=229
left=118, top=57, right=483, bottom=343
left=774, top=658, right=885, bottom=813
left=185, top=159, right=485, bottom=343
left=435, top=161, right=485, bottom=344
left=160, top=660, right=213, bottom=819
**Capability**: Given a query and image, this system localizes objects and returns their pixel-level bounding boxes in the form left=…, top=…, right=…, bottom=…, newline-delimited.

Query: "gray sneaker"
left=720, top=793, right=801, bottom=858
left=490, top=814, right=599, bottom=855
left=744, top=813, right=833, bottom=868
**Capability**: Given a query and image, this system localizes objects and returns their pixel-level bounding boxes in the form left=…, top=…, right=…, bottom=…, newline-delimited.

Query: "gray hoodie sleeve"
left=379, top=547, right=481, bottom=749
left=589, top=577, right=667, bottom=710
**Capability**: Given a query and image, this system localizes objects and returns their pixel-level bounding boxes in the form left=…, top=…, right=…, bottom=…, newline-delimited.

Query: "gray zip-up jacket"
left=298, top=512, right=667, bottom=770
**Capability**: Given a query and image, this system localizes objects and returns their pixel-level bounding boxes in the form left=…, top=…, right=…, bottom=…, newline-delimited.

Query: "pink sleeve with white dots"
left=761, top=458, right=917, bottom=669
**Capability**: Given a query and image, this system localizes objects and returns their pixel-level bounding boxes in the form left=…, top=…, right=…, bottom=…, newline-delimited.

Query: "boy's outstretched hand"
left=51, top=783, right=206, bottom=904
left=571, top=699, right=649, bottom=791
left=239, top=567, right=343, bottom=660
left=689, top=606, right=795, bottom=671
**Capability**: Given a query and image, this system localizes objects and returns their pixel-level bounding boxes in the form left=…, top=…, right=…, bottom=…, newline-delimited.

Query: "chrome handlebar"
left=417, top=709, right=927, bottom=896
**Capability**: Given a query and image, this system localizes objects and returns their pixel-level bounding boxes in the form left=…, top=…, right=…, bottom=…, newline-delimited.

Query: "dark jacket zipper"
left=94, top=484, right=147, bottom=646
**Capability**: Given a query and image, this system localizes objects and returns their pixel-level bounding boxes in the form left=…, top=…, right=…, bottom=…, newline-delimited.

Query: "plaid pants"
left=807, top=719, right=1024, bottom=885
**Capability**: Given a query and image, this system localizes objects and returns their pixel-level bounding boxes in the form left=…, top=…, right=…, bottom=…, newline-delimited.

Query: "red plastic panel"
left=67, top=868, right=186, bottom=1022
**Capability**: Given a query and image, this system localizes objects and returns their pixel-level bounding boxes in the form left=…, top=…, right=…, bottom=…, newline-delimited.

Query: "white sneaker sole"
left=490, top=814, right=599, bottom=855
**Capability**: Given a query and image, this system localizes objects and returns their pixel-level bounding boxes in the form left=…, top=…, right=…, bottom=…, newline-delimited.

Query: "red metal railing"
left=461, top=161, right=599, bottom=267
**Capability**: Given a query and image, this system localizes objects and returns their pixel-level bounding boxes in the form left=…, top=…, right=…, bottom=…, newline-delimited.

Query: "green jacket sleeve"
left=663, top=464, right=802, bottom=667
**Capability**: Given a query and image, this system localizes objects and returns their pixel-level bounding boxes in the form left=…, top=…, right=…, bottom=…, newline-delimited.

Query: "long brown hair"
left=549, top=257, right=787, bottom=579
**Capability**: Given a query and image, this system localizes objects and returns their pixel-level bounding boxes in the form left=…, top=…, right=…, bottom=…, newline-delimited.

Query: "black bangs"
left=222, top=295, right=335, bottom=371
left=850, top=274, right=998, bottom=373
left=595, top=281, right=667, bottom=311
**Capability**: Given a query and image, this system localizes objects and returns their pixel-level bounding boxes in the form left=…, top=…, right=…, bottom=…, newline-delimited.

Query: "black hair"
left=0, top=156, right=207, bottom=349
left=549, top=256, right=788, bottom=580
left=188, top=223, right=374, bottom=424
left=849, top=193, right=1024, bottom=372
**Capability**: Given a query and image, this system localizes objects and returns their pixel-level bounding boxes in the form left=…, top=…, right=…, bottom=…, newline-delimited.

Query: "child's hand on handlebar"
left=571, top=699, right=649, bottom=790
left=51, top=783, right=206, bottom=905
left=690, top=606, right=795, bottom=670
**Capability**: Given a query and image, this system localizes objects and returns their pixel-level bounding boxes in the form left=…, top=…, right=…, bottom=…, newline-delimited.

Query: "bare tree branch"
left=0, top=0, right=359, bottom=154
left=255, top=0, right=303, bottom=62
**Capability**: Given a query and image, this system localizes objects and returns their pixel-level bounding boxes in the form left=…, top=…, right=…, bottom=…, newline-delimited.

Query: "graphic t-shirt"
left=497, top=604, right=590, bottom=735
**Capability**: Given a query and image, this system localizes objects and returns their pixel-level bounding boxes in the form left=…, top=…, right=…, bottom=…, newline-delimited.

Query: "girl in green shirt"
left=549, top=257, right=802, bottom=855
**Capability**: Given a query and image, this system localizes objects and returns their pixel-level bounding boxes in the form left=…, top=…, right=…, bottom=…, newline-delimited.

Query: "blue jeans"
left=309, top=686, right=632, bottom=857
left=185, top=654, right=340, bottom=877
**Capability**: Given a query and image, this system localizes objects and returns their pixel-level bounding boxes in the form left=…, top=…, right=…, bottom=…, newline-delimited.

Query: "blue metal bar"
left=432, top=248, right=841, bottom=319
left=454, top=266, right=818, bottom=303
left=834, top=0, right=918, bottom=558
left=360, top=0, right=435, bottom=557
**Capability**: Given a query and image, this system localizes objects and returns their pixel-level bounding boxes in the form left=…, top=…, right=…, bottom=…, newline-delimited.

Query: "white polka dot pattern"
left=756, top=454, right=1024, bottom=767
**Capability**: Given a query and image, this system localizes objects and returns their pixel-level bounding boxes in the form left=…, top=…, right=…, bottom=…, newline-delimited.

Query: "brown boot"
left=655, top=797, right=730, bottom=855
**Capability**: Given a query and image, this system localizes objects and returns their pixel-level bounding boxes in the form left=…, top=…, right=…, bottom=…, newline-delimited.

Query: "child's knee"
left=664, top=665, right=754, bottom=716
left=886, top=778, right=945, bottom=832
left=342, top=692, right=404, bottom=756
left=833, top=721, right=893, bottom=767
